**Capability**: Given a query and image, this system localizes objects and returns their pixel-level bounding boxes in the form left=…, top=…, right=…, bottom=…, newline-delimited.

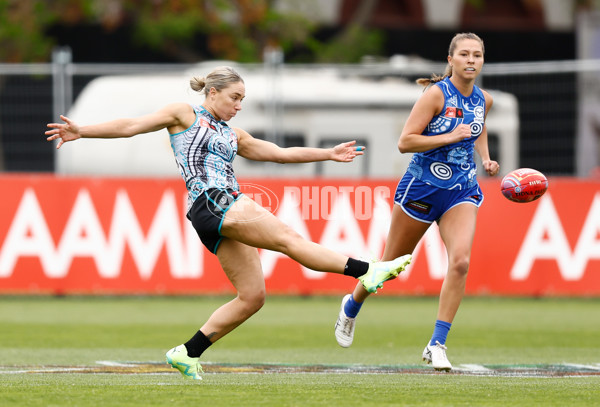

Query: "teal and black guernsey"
left=169, top=105, right=240, bottom=211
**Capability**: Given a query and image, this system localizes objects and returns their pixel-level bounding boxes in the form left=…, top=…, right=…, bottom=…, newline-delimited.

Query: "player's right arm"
left=45, top=103, right=194, bottom=149
left=398, top=86, right=472, bottom=153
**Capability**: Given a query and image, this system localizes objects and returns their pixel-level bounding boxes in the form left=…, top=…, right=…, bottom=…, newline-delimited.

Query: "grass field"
left=1, top=296, right=599, bottom=406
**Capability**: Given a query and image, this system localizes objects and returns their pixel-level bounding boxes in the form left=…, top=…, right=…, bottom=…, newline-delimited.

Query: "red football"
left=500, top=168, right=548, bottom=203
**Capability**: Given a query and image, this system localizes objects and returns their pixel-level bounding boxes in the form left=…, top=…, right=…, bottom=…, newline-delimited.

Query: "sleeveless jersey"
left=169, top=105, right=239, bottom=211
left=406, top=76, right=486, bottom=190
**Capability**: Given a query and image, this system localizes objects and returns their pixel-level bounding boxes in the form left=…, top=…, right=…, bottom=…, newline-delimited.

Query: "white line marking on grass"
left=563, top=363, right=600, bottom=371
left=0, top=367, right=91, bottom=374
left=0, top=369, right=35, bottom=374
left=96, top=361, right=137, bottom=367
left=2, top=362, right=600, bottom=377
left=456, top=364, right=493, bottom=372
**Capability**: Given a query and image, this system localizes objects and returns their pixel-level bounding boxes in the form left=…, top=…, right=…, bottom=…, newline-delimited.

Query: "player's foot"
left=166, top=344, right=203, bottom=380
left=334, top=294, right=356, bottom=348
left=358, top=254, right=412, bottom=293
left=422, top=340, right=452, bottom=371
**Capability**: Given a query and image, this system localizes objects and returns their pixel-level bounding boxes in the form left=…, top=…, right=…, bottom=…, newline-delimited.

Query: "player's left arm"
left=475, top=90, right=500, bottom=176
left=235, top=127, right=364, bottom=163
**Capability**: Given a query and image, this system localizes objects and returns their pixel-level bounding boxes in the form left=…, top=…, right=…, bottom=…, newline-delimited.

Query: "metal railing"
left=0, top=49, right=598, bottom=176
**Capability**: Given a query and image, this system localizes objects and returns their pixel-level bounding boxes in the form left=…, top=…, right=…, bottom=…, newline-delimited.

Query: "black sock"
left=184, top=330, right=213, bottom=358
left=344, top=258, right=369, bottom=278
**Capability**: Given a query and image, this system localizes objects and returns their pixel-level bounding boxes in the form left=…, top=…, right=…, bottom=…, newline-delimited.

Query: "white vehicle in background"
left=57, top=61, right=519, bottom=179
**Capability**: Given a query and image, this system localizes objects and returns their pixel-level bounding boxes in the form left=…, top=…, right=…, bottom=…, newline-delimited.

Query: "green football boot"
left=358, top=254, right=412, bottom=293
left=166, top=345, right=203, bottom=381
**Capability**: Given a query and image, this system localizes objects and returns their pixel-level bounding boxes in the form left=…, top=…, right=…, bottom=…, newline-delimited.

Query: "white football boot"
left=334, top=294, right=356, bottom=348
left=422, top=340, right=453, bottom=371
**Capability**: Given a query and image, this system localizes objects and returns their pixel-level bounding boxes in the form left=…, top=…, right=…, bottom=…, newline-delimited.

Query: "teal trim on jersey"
left=168, top=104, right=198, bottom=137
left=198, top=105, right=221, bottom=123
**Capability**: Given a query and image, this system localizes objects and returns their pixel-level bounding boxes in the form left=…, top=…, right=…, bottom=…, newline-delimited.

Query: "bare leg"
left=436, top=203, right=478, bottom=323
left=419, top=204, right=478, bottom=370
left=221, top=195, right=350, bottom=273
left=351, top=203, right=429, bottom=302
left=199, top=238, right=266, bottom=342
left=334, top=204, right=428, bottom=348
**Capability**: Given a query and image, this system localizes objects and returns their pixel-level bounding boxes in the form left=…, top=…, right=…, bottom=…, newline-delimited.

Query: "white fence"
left=0, top=52, right=598, bottom=177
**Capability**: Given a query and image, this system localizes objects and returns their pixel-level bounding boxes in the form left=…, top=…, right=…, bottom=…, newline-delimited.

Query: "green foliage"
left=134, top=12, right=205, bottom=49
left=0, top=0, right=377, bottom=63
left=310, top=25, right=385, bottom=64
left=0, top=0, right=56, bottom=62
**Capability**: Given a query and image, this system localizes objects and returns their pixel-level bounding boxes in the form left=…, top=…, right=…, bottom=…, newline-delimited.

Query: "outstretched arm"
left=235, top=127, right=365, bottom=163
left=45, top=103, right=193, bottom=149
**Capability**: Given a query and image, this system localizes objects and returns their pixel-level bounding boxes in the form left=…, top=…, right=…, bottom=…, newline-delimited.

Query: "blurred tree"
left=0, top=0, right=390, bottom=63
left=115, top=0, right=320, bottom=62
left=308, top=0, right=384, bottom=63
left=0, top=0, right=58, bottom=62
left=0, top=0, right=310, bottom=63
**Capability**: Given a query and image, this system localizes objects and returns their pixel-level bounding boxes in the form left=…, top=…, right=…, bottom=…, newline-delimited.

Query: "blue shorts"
left=394, top=174, right=484, bottom=223
left=187, top=188, right=243, bottom=254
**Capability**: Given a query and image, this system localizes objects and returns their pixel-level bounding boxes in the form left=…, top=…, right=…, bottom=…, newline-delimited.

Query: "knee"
left=240, top=289, right=266, bottom=315
left=449, top=255, right=471, bottom=277
left=252, top=289, right=266, bottom=311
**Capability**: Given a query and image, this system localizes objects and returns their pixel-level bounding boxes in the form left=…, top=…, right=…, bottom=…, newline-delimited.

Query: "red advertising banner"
left=0, top=175, right=598, bottom=296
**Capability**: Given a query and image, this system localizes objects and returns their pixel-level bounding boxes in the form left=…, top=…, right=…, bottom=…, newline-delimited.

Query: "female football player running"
left=334, top=33, right=499, bottom=371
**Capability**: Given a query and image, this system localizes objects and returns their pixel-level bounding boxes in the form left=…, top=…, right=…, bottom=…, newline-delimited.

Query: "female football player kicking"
left=47, top=65, right=412, bottom=381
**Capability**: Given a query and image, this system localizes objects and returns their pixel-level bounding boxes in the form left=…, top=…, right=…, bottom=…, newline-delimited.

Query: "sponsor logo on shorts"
left=406, top=200, right=432, bottom=214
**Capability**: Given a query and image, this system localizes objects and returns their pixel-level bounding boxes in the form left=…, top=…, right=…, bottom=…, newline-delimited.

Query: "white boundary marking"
left=96, top=361, right=137, bottom=367
left=456, top=364, right=493, bottom=372
left=562, top=363, right=600, bottom=371
left=1, top=362, right=600, bottom=377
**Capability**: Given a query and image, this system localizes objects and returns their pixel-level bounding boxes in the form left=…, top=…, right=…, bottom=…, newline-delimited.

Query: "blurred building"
left=275, top=0, right=578, bottom=63
left=277, top=0, right=575, bottom=31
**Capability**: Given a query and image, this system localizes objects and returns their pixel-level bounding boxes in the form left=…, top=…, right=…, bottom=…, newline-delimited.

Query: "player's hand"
left=331, top=140, right=366, bottom=162
left=482, top=159, right=500, bottom=176
left=45, top=115, right=81, bottom=149
left=448, top=124, right=472, bottom=143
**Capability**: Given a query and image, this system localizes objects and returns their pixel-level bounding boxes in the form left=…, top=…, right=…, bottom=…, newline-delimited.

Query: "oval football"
left=500, top=168, right=548, bottom=203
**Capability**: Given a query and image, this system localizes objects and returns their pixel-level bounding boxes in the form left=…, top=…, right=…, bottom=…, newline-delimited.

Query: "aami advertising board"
left=0, top=175, right=598, bottom=296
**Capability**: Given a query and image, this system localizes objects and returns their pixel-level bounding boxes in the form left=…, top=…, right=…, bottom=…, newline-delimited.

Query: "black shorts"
left=187, top=189, right=242, bottom=254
